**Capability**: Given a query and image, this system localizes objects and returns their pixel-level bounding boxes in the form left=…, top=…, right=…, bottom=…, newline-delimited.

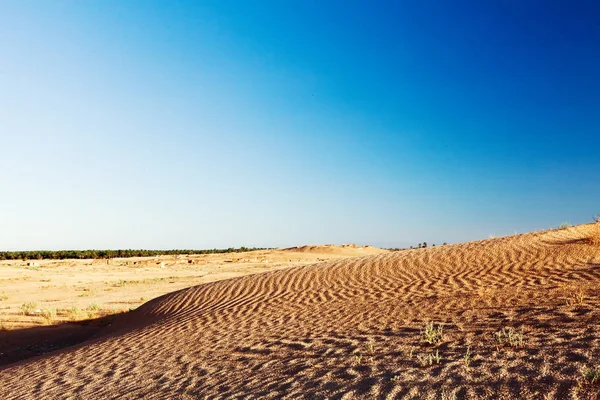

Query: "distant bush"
left=40, top=308, right=57, bottom=325
left=0, top=247, right=268, bottom=261
left=21, top=302, right=37, bottom=315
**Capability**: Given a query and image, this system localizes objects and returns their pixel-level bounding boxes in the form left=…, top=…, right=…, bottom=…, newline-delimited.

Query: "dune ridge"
left=281, top=244, right=388, bottom=256
left=2, top=224, right=600, bottom=399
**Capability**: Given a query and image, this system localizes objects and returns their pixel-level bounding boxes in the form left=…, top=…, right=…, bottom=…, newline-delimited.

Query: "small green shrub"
left=422, top=321, right=444, bottom=345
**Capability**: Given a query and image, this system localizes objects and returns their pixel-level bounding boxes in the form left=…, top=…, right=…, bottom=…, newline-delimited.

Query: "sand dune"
left=282, top=244, right=388, bottom=256
left=2, top=224, right=600, bottom=399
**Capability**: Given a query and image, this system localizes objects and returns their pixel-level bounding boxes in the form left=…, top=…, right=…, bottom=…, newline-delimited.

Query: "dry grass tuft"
left=493, top=326, right=524, bottom=348
left=416, top=350, right=441, bottom=367
left=65, top=307, right=86, bottom=321
left=21, top=302, right=37, bottom=316
left=0, top=320, right=13, bottom=331
left=40, top=308, right=57, bottom=325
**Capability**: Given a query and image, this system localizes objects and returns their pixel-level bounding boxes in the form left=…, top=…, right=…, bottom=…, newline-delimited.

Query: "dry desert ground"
left=1, top=224, right=600, bottom=399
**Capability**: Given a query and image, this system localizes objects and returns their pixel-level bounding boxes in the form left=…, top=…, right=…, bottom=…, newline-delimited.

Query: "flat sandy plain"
left=2, top=225, right=600, bottom=399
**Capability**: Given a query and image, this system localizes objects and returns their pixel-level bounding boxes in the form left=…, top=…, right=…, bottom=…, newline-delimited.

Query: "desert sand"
left=0, top=245, right=383, bottom=331
left=1, top=224, right=600, bottom=399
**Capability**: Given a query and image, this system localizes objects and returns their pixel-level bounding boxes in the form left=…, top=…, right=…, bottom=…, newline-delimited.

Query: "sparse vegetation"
left=463, top=347, right=473, bottom=368
left=65, top=306, right=86, bottom=321
left=353, top=353, right=363, bottom=365
left=416, top=350, right=441, bottom=367
left=0, top=320, right=12, bottom=331
left=559, top=222, right=571, bottom=229
left=86, top=303, right=102, bottom=318
left=493, top=327, right=524, bottom=348
left=422, top=321, right=444, bottom=345
left=582, top=365, right=600, bottom=385
left=113, top=277, right=185, bottom=287
left=21, top=301, right=37, bottom=315
left=40, top=308, right=57, bottom=325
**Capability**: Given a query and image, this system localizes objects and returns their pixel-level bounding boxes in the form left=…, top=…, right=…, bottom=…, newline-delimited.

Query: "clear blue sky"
left=1, top=1, right=599, bottom=250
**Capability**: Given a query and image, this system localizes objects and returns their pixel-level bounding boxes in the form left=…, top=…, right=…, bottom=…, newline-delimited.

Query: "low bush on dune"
left=21, top=302, right=37, bottom=316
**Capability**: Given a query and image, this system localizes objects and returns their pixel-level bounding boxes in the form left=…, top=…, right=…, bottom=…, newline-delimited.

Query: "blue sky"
left=1, top=1, right=599, bottom=250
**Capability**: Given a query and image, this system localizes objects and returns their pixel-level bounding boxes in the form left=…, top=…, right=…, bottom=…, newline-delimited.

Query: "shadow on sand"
left=0, top=314, right=122, bottom=368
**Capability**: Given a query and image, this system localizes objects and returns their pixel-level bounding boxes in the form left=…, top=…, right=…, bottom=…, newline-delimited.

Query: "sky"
left=1, top=1, right=599, bottom=250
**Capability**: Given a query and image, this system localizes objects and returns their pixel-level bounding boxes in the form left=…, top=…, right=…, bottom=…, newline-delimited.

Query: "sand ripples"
left=2, top=224, right=600, bottom=399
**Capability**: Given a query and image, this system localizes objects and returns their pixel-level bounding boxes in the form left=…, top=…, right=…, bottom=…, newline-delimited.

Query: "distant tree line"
left=0, top=247, right=268, bottom=261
